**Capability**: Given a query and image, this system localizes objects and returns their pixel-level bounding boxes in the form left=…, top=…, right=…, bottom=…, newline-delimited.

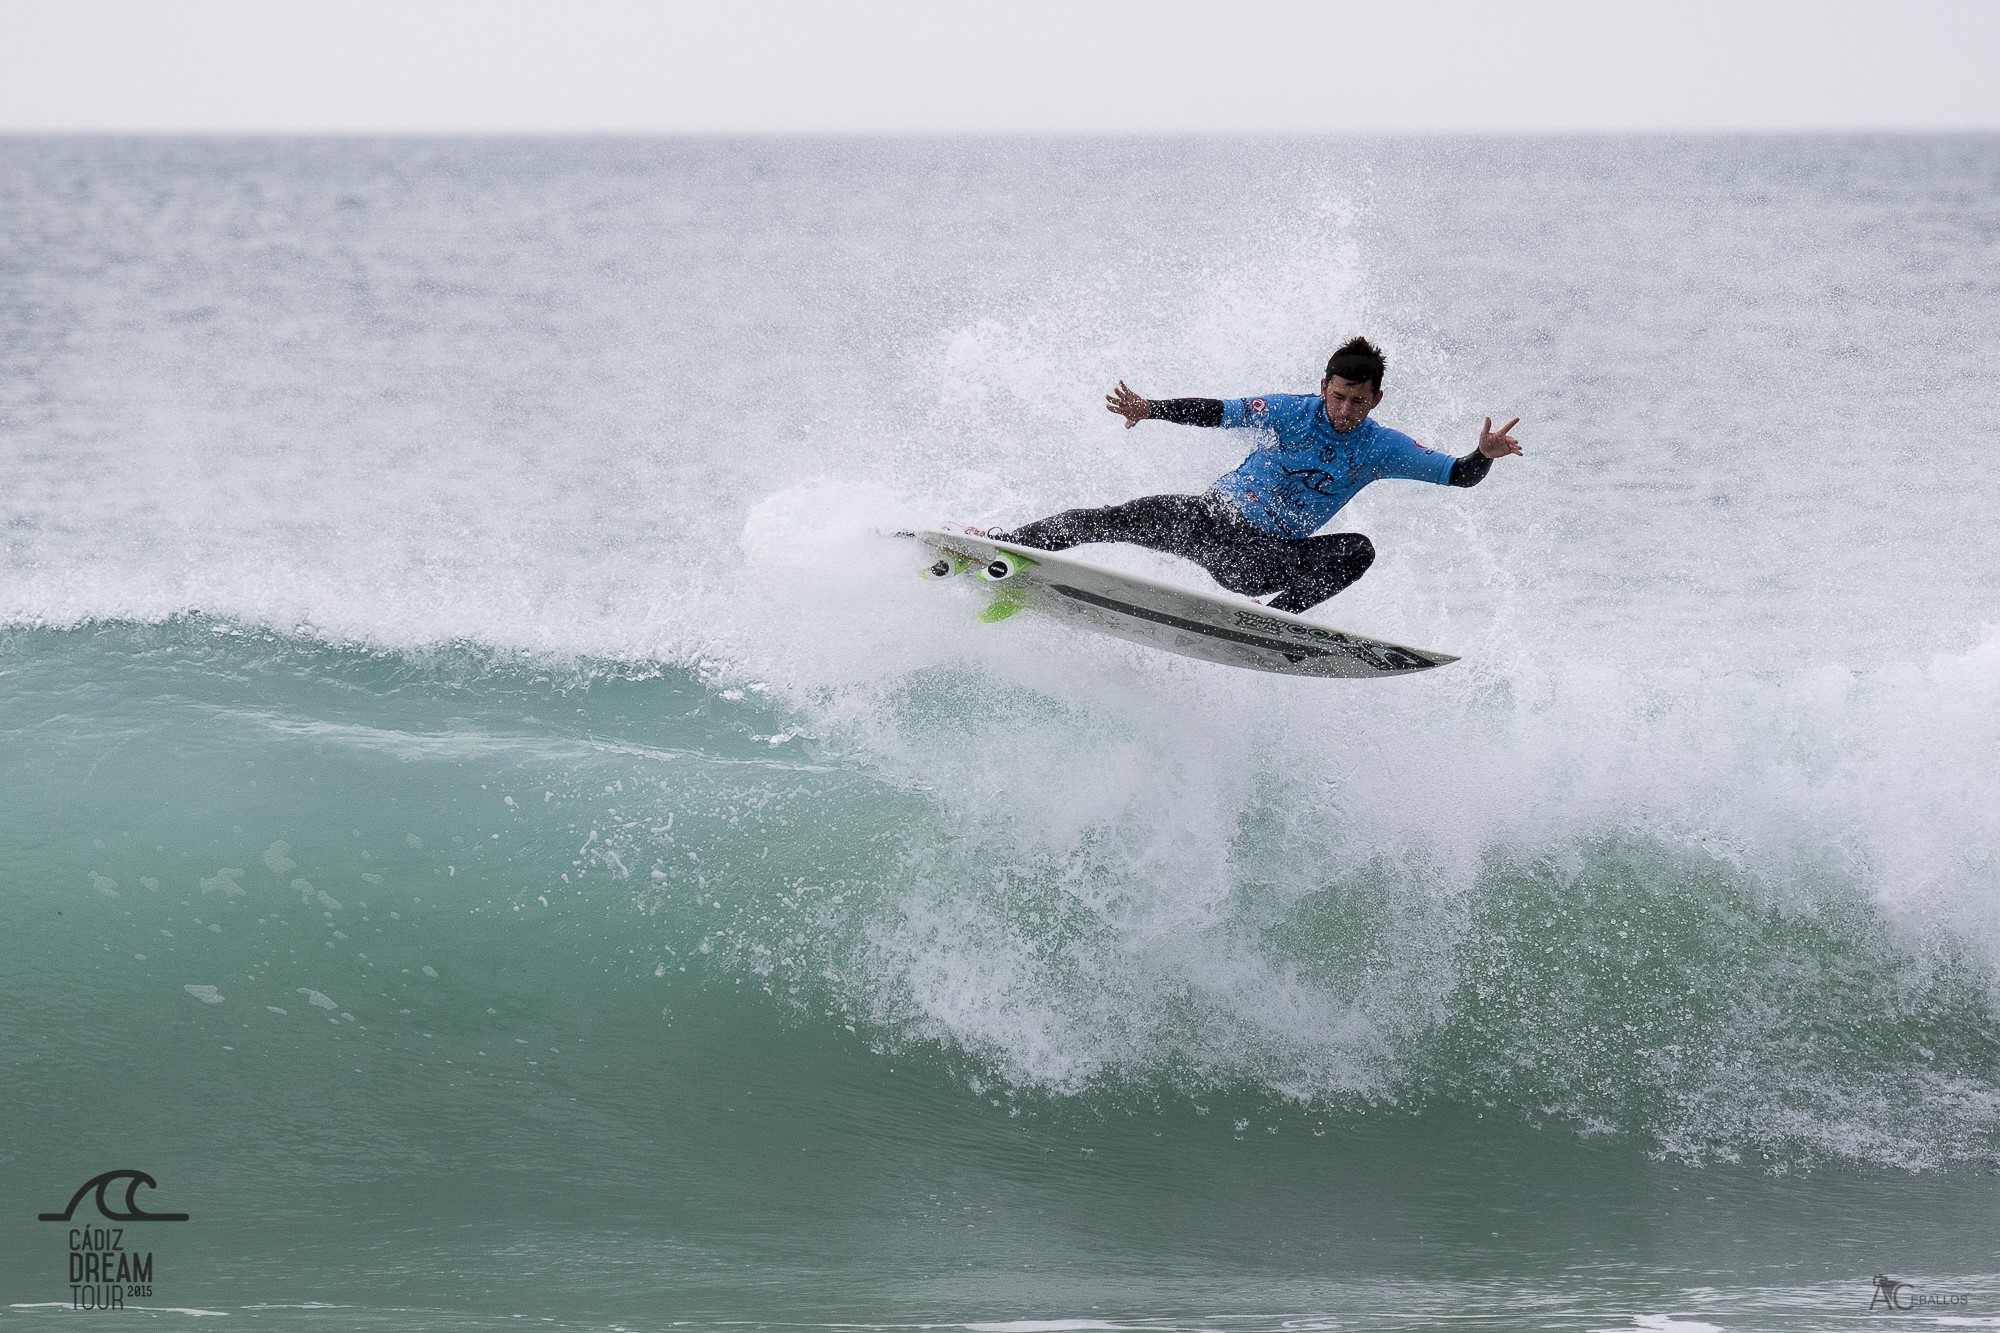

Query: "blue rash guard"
left=1208, top=394, right=1454, bottom=539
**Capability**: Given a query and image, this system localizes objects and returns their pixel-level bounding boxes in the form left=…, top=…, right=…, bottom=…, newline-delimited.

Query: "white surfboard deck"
left=910, top=527, right=1458, bottom=679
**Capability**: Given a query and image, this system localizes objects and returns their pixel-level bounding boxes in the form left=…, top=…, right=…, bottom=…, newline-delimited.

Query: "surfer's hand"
left=1477, top=416, right=1523, bottom=458
left=1105, top=381, right=1152, bottom=429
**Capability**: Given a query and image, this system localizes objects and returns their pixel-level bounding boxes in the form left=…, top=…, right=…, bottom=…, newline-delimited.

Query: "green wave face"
left=5, top=621, right=2000, bottom=1329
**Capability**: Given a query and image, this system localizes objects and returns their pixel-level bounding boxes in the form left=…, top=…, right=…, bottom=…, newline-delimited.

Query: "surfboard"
left=908, top=527, right=1458, bottom=679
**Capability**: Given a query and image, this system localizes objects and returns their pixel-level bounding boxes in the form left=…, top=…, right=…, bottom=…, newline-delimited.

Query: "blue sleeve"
left=1374, top=428, right=1456, bottom=486
left=1218, top=395, right=1283, bottom=431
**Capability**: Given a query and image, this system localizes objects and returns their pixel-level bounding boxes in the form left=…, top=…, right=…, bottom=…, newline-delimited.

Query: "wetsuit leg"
left=1003, top=497, right=1368, bottom=610
left=1266, top=533, right=1375, bottom=614
left=1004, top=494, right=1232, bottom=563
left=1004, top=495, right=1299, bottom=599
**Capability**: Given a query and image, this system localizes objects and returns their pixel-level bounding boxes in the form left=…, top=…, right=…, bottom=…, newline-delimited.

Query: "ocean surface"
left=2, top=134, right=1998, bottom=1330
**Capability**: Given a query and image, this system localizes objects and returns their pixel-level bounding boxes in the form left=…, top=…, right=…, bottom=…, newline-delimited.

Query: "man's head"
left=1321, top=336, right=1385, bottom=432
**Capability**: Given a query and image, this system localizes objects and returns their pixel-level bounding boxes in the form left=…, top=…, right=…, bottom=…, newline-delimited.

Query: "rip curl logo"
left=1869, top=1274, right=1969, bottom=1311
left=39, top=1170, right=187, bottom=1311
left=1277, top=464, right=1342, bottom=497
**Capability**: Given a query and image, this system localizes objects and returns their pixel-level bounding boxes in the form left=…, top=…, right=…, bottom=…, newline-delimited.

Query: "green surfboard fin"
left=977, top=588, right=1029, bottom=622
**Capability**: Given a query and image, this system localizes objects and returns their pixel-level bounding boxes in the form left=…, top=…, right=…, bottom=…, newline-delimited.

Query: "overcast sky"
left=3, top=0, right=1998, bottom=134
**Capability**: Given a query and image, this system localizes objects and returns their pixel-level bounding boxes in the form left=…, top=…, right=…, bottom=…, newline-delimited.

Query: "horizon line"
left=7, top=126, right=2000, bottom=138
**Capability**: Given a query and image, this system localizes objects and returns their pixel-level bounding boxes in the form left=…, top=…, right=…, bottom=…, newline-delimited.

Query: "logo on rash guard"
left=1247, top=398, right=1268, bottom=413
left=1279, top=464, right=1342, bottom=496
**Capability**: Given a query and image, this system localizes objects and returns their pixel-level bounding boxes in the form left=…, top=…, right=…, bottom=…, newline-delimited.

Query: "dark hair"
left=1323, top=337, right=1385, bottom=392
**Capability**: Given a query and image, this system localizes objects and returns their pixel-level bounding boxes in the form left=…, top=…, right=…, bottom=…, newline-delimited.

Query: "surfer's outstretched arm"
left=1105, top=380, right=1223, bottom=429
left=1448, top=416, right=1524, bottom=488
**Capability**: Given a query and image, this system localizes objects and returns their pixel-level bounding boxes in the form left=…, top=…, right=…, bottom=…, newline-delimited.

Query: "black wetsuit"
left=1000, top=399, right=1492, bottom=615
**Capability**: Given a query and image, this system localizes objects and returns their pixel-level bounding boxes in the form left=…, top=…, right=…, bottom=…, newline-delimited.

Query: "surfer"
left=987, top=338, right=1521, bottom=613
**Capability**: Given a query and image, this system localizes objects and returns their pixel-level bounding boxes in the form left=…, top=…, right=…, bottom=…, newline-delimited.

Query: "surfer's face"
left=1321, top=375, right=1382, bottom=433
